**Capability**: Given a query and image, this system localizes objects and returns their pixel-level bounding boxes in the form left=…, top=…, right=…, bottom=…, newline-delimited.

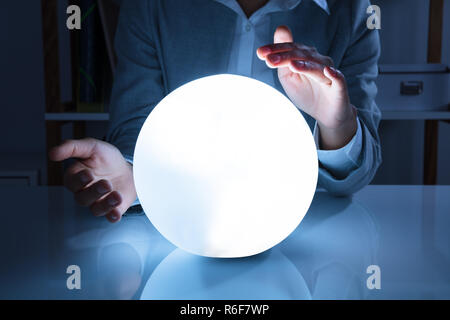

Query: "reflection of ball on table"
left=140, top=248, right=312, bottom=300
left=133, top=74, right=318, bottom=258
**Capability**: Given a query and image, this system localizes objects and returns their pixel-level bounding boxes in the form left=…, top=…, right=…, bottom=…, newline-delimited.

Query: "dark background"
left=0, top=0, right=449, bottom=186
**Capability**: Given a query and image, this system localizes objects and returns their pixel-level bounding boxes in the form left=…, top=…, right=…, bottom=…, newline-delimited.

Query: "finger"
left=265, top=49, right=315, bottom=68
left=49, top=138, right=97, bottom=162
left=273, top=25, right=294, bottom=79
left=289, top=60, right=332, bottom=85
left=64, top=168, right=94, bottom=193
left=74, top=179, right=112, bottom=207
left=324, top=66, right=347, bottom=92
left=90, top=191, right=122, bottom=217
left=257, top=43, right=295, bottom=60
left=274, top=25, right=293, bottom=44
left=106, top=208, right=122, bottom=223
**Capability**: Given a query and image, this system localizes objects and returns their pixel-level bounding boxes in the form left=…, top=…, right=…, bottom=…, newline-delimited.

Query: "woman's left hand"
left=257, top=26, right=357, bottom=150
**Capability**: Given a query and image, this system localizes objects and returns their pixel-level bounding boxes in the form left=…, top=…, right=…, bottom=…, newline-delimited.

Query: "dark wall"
left=0, top=1, right=46, bottom=154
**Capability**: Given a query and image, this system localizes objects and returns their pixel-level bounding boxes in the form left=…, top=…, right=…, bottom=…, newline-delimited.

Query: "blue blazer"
left=107, top=0, right=382, bottom=196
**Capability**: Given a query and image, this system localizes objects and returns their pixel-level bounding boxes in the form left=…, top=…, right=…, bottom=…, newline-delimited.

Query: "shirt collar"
left=311, top=0, right=330, bottom=14
left=214, top=0, right=330, bottom=15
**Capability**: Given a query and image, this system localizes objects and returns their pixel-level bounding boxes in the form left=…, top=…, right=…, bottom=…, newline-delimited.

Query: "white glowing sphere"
left=133, top=74, right=318, bottom=258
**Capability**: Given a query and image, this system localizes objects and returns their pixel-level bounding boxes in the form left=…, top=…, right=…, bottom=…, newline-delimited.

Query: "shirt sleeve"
left=123, top=156, right=140, bottom=206
left=106, top=0, right=165, bottom=160
left=106, top=1, right=164, bottom=208
left=313, top=117, right=363, bottom=180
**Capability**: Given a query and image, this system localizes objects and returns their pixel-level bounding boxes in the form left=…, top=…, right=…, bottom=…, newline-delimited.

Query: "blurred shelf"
left=381, top=110, right=450, bottom=120
left=45, top=113, right=110, bottom=121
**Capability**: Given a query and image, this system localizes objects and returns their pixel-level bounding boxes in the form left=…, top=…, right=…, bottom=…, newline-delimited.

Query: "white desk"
left=0, top=185, right=449, bottom=299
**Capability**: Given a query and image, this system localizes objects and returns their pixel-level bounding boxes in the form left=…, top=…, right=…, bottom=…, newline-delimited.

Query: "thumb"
left=274, top=26, right=294, bottom=79
left=274, top=25, right=293, bottom=44
left=49, top=138, right=98, bottom=162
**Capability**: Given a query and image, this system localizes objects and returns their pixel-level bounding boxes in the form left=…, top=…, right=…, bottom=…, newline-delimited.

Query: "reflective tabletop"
left=1, top=185, right=449, bottom=299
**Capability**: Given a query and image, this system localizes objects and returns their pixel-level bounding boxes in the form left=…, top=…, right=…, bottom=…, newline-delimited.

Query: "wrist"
left=318, top=105, right=357, bottom=150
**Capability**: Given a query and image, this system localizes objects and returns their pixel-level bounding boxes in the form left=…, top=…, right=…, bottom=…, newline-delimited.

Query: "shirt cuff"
left=123, top=155, right=141, bottom=206
left=313, top=117, right=363, bottom=179
left=124, top=155, right=134, bottom=164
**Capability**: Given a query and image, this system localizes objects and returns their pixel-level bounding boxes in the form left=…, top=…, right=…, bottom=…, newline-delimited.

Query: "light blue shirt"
left=213, top=0, right=362, bottom=179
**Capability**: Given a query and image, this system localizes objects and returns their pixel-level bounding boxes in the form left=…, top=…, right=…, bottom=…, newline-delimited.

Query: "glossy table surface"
left=0, top=185, right=449, bottom=299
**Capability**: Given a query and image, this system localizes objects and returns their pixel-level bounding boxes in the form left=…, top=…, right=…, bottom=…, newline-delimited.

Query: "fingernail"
left=96, top=184, right=109, bottom=194
left=259, top=46, right=271, bottom=55
left=269, top=55, right=281, bottom=64
left=294, top=60, right=306, bottom=68
left=80, top=172, right=91, bottom=184
left=108, top=196, right=119, bottom=206
left=329, top=66, right=338, bottom=75
left=108, top=213, right=117, bottom=221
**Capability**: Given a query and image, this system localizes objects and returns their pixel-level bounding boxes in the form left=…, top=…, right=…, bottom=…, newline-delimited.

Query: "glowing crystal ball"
left=133, top=74, right=318, bottom=258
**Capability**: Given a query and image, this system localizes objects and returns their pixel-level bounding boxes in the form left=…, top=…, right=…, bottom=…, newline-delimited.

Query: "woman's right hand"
left=49, top=138, right=137, bottom=223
